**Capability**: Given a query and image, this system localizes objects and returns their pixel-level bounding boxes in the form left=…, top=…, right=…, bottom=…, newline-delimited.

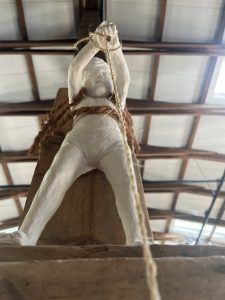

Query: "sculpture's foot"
left=0, top=231, right=29, bottom=246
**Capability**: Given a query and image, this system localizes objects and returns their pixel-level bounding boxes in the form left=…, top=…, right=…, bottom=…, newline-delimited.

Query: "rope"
left=74, top=31, right=161, bottom=300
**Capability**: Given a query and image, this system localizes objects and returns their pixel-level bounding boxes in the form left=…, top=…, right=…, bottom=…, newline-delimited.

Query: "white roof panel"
left=0, top=116, right=39, bottom=151
left=148, top=115, right=193, bottom=147
left=23, top=0, right=79, bottom=39
left=150, top=220, right=167, bottom=233
left=176, top=193, right=224, bottom=218
left=155, top=55, right=209, bottom=103
left=125, top=55, right=153, bottom=99
left=211, top=226, right=225, bottom=245
left=143, top=159, right=182, bottom=181
left=107, top=0, right=159, bottom=41
left=163, top=0, right=224, bottom=42
left=184, top=159, right=225, bottom=191
left=171, top=219, right=213, bottom=243
left=32, top=55, right=72, bottom=100
left=0, top=165, right=7, bottom=185
left=19, top=197, right=27, bottom=210
left=0, top=0, right=20, bottom=40
left=132, top=115, right=145, bottom=144
left=205, top=57, right=224, bottom=106
left=0, top=55, right=33, bottom=102
left=0, top=198, right=19, bottom=222
left=8, top=162, right=36, bottom=185
left=145, top=193, right=174, bottom=210
left=192, top=116, right=225, bottom=154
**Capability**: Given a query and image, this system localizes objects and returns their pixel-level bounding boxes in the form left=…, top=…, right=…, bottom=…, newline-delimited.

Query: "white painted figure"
left=0, top=22, right=142, bottom=246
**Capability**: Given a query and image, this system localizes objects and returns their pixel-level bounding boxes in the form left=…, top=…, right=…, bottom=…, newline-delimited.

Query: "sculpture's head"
left=82, top=57, right=113, bottom=97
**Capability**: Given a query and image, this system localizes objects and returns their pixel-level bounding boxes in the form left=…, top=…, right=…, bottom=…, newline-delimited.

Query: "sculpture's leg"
left=0, top=139, right=91, bottom=246
left=98, top=145, right=142, bottom=245
left=18, top=140, right=92, bottom=245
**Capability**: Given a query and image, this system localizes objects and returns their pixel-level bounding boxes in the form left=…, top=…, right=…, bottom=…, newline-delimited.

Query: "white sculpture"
left=0, top=22, right=142, bottom=246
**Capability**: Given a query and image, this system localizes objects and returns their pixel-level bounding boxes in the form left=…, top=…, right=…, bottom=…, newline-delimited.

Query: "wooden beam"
left=143, top=182, right=225, bottom=198
left=0, top=150, right=37, bottom=163
left=15, top=0, right=40, bottom=102
left=2, top=99, right=225, bottom=116
left=0, top=217, right=20, bottom=230
left=2, top=145, right=225, bottom=163
left=140, top=0, right=168, bottom=177
left=148, top=208, right=225, bottom=227
left=1, top=182, right=224, bottom=201
left=139, top=145, right=225, bottom=162
left=1, top=40, right=225, bottom=56
left=0, top=187, right=29, bottom=200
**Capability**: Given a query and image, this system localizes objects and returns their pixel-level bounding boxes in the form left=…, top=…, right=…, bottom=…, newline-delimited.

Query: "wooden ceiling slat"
left=15, top=0, right=40, bottom=102
left=0, top=40, right=225, bottom=50
left=148, top=208, right=225, bottom=228
left=1, top=183, right=224, bottom=200
left=2, top=100, right=225, bottom=116
left=2, top=146, right=225, bottom=163
left=140, top=0, right=168, bottom=177
left=0, top=217, right=21, bottom=230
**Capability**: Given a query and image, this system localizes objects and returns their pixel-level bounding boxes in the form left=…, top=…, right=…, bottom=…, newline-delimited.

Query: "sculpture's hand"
left=94, top=21, right=120, bottom=50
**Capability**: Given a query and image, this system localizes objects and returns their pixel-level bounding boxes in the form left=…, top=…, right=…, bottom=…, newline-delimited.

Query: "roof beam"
left=139, top=145, right=225, bottom=162
left=140, top=0, right=168, bottom=177
left=1, top=146, right=225, bottom=163
left=15, top=0, right=40, bottom=102
left=143, top=182, right=225, bottom=198
left=1, top=41, right=225, bottom=56
left=1, top=182, right=224, bottom=201
left=0, top=186, right=29, bottom=200
left=2, top=99, right=225, bottom=116
left=0, top=217, right=21, bottom=230
left=148, top=208, right=225, bottom=227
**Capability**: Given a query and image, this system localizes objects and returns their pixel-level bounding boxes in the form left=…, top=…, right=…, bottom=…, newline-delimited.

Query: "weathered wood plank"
left=0, top=256, right=225, bottom=300
left=0, top=245, right=225, bottom=262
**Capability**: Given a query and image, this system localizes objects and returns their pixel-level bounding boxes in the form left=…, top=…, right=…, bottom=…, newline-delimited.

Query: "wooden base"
left=0, top=245, right=225, bottom=300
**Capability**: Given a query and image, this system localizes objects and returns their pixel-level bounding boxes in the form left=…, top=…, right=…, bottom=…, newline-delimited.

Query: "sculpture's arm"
left=68, top=42, right=98, bottom=104
left=109, top=48, right=130, bottom=109
left=97, top=22, right=130, bottom=109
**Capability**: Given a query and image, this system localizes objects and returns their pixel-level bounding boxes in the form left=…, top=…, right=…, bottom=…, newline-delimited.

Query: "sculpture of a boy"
left=0, top=22, right=142, bottom=246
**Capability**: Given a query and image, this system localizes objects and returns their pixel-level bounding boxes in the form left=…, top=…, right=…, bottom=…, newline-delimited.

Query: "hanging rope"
left=74, top=32, right=161, bottom=300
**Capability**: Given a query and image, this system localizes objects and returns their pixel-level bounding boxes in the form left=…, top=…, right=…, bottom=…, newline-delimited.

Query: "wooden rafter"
left=148, top=208, right=225, bottom=228
left=1, top=41, right=225, bottom=56
left=2, top=146, right=225, bottom=164
left=0, top=217, right=21, bottom=230
left=140, top=0, right=168, bottom=177
left=2, top=99, right=225, bottom=116
left=15, top=0, right=40, bottom=101
left=1, top=183, right=224, bottom=201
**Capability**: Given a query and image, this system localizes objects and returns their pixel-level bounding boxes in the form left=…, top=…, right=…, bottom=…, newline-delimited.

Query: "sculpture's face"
left=82, top=58, right=113, bottom=97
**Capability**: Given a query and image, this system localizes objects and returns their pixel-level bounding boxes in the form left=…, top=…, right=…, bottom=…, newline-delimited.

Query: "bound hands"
left=92, top=21, right=120, bottom=51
